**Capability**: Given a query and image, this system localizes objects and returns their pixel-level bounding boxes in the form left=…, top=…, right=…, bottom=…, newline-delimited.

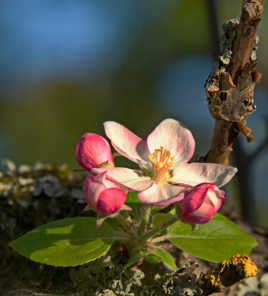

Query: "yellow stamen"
left=97, top=161, right=114, bottom=168
left=148, top=146, right=175, bottom=183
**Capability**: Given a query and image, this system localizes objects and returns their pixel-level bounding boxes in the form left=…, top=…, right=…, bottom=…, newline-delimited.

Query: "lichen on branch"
left=205, top=0, right=264, bottom=165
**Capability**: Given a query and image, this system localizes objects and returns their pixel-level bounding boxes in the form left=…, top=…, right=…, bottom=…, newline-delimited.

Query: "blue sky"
left=0, top=0, right=169, bottom=81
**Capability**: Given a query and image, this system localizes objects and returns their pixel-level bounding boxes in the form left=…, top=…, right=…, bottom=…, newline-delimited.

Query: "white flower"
left=94, top=119, right=237, bottom=205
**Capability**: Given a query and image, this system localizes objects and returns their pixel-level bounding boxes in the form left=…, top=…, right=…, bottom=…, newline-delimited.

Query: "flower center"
left=148, top=146, right=175, bottom=184
left=97, top=161, right=114, bottom=168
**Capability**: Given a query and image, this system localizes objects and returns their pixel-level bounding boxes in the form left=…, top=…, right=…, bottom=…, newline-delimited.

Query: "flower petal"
left=76, top=133, right=113, bottom=170
left=104, top=121, right=149, bottom=167
left=103, top=167, right=153, bottom=191
left=146, top=118, right=195, bottom=164
left=181, top=202, right=216, bottom=224
left=179, top=183, right=226, bottom=224
left=138, top=183, right=190, bottom=205
left=171, top=162, right=237, bottom=187
left=83, top=174, right=105, bottom=208
left=97, top=188, right=126, bottom=215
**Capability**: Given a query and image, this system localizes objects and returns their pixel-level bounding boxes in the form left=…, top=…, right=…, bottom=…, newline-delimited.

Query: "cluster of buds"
left=76, top=119, right=237, bottom=223
left=76, top=133, right=126, bottom=215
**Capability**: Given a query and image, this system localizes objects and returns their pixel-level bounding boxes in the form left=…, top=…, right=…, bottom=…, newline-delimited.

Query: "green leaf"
left=125, top=249, right=148, bottom=269
left=167, top=214, right=257, bottom=262
left=11, top=217, right=114, bottom=267
left=152, top=248, right=177, bottom=270
left=152, top=213, right=173, bottom=227
left=151, top=205, right=165, bottom=213
left=145, top=254, right=162, bottom=264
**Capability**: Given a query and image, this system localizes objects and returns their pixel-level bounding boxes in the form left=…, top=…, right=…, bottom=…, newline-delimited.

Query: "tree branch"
left=205, top=0, right=264, bottom=165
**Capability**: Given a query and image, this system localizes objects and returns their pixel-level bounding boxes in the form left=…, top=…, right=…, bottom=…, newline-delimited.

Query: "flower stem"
left=150, top=234, right=178, bottom=244
left=139, top=205, right=152, bottom=235
left=139, top=215, right=178, bottom=245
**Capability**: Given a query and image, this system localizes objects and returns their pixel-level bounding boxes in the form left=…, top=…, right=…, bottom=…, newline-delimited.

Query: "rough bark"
left=205, top=0, right=264, bottom=165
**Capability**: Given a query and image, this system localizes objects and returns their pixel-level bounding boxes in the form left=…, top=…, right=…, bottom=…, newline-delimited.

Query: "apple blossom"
left=100, top=118, right=237, bottom=205
left=83, top=173, right=126, bottom=215
left=178, top=183, right=226, bottom=224
left=76, top=133, right=114, bottom=170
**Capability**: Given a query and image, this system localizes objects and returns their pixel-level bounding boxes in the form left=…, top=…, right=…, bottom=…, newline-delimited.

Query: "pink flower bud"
left=83, top=173, right=126, bottom=215
left=179, top=183, right=226, bottom=224
left=76, top=133, right=114, bottom=170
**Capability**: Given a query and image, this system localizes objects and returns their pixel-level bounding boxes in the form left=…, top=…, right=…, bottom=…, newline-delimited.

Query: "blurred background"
left=0, top=0, right=268, bottom=225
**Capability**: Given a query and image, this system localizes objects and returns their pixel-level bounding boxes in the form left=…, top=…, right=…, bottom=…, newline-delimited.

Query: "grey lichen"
left=33, top=175, right=67, bottom=198
left=235, top=273, right=268, bottom=296
left=205, top=17, right=258, bottom=124
left=220, top=18, right=240, bottom=65
left=67, top=258, right=203, bottom=296
left=0, top=160, right=87, bottom=293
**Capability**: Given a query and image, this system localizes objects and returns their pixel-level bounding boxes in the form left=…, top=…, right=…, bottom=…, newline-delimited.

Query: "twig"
left=205, top=0, right=265, bottom=223
left=205, top=0, right=264, bottom=165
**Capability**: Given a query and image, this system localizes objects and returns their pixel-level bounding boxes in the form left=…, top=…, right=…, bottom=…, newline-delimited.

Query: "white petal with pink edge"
left=138, top=183, right=189, bottom=205
left=146, top=119, right=195, bottom=165
left=171, top=162, right=237, bottom=187
left=104, top=121, right=149, bottom=167
left=104, top=167, right=153, bottom=191
left=83, top=175, right=104, bottom=208
left=207, top=187, right=225, bottom=211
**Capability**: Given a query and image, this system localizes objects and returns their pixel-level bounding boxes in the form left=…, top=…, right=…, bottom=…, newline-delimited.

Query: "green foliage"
left=126, top=191, right=140, bottom=204
left=152, top=213, right=174, bottom=227
left=126, top=192, right=143, bottom=219
left=151, top=248, right=177, bottom=270
left=8, top=164, right=258, bottom=269
left=145, top=253, right=163, bottom=264
left=126, top=192, right=165, bottom=219
left=167, top=213, right=258, bottom=262
left=11, top=217, right=113, bottom=267
left=125, top=248, right=149, bottom=268
left=125, top=246, right=177, bottom=271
